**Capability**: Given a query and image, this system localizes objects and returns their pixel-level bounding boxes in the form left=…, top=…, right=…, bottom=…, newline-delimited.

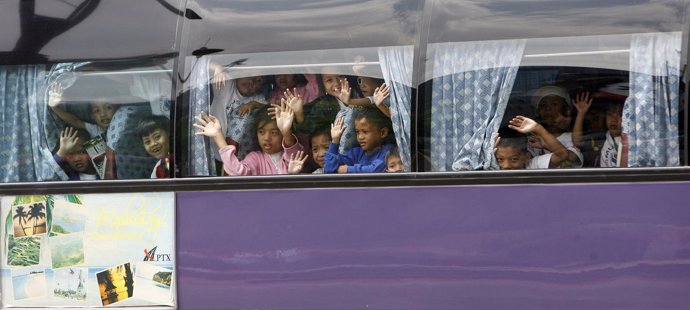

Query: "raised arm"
left=324, top=116, right=349, bottom=173
left=572, top=92, right=592, bottom=147
left=373, top=83, right=391, bottom=117
left=284, top=88, right=305, bottom=124
left=48, top=83, right=85, bottom=129
left=193, top=112, right=228, bottom=150
left=276, top=99, right=297, bottom=147
left=209, top=62, right=229, bottom=89
left=56, top=127, right=80, bottom=159
left=508, top=116, right=570, bottom=168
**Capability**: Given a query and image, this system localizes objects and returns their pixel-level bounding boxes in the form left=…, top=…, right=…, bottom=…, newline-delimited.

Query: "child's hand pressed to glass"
left=287, top=150, right=308, bottom=174
left=48, top=83, right=64, bottom=108
left=57, top=127, right=80, bottom=158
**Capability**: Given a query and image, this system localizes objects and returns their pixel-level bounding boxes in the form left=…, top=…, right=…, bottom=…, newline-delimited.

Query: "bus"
left=1, top=0, right=689, bottom=309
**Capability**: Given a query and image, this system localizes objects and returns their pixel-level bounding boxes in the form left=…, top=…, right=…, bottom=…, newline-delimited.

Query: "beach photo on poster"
left=12, top=202, right=47, bottom=238
left=50, top=200, right=86, bottom=235
left=134, top=262, right=173, bottom=304
left=12, top=267, right=47, bottom=300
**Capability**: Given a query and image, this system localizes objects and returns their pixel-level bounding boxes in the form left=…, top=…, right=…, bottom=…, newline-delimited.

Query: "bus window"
left=181, top=46, right=414, bottom=176
left=423, top=0, right=688, bottom=172
left=426, top=33, right=685, bottom=171
left=0, top=60, right=174, bottom=182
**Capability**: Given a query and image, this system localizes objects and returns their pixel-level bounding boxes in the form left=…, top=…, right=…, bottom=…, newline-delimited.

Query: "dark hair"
left=136, top=116, right=170, bottom=138
left=310, top=126, right=331, bottom=141
left=386, top=146, right=400, bottom=163
left=272, top=74, right=308, bottom=89
left=357, top=76, right=385, bottom=92
left=354, top=105, right=391, bottom=131
left=74, top=128, right=92, bottom=142
left=605, top=101, right=624, bottom=114
left=253, top=105, right=275, bottom=131
left=496, top=126, right=528, bottom=152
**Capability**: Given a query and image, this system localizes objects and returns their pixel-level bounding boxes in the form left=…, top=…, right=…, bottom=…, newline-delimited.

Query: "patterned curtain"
left=378, top=46, right=413, bottom=171
left=429, top=39, right=525, bottom=171
left=188, top=56, right=217, bottom=176
left=0, top=65, right=58, bottom=182
left=624, top=32, right=681, bottom=167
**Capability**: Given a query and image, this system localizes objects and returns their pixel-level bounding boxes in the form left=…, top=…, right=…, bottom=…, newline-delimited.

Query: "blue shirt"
left=324, top=142, right=393, bottom=173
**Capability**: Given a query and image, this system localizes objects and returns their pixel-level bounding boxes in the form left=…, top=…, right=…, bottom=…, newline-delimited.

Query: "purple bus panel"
left=177, top=182, right=690, bottom=309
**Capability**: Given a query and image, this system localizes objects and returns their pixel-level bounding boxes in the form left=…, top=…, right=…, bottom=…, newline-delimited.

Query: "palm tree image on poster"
left=97, top=262, right=134, bottom=306
left=12, top=202, right=46, bottom=237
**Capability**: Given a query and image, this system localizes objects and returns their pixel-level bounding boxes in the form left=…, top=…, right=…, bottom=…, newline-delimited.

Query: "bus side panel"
left=177, top=183, right=690, bottom=310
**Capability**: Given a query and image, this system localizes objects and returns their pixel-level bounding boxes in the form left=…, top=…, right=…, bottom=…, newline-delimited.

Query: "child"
left=572, top=92, right=608, bottom=167
left=599, top=102, right=624, bottom=167
left=136, top=116, right=171, bottom=178
left=48, top=83, right=119, bottom=138
left=324, top=106, right=394, bottom=173
left=494, top=116, right=575, bottom=169
left=529, top=85, right=584, bottom=168
left=308, top=127, right=331, bottom=174
left=385, top=146, right=403, bottom=172
left=194, top=103, right=304, bottom=176
left=210, top=63, right=268, bottom=160
left=53, top=127, right=98, bottom=180
left=269, top=74, right=320, bottom=106
left=357, top=76, right=391, bottom=117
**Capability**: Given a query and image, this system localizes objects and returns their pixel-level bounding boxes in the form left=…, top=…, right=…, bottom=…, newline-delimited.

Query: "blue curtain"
left=0, top=65, right=59, bottom=182
left=624, top=32, right=681, bottom=167
left=429, top=40, right=525, bottom=171
left=378, top=46, right=413, bottom=171
left=188, top=57, right=217, bottom=176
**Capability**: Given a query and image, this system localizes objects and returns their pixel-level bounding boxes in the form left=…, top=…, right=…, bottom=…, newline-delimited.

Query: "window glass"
left=424, top=33, right=685, bottom=171
left=0, top=59, right=174, bottom=182
left=181, top=47, right=413, bottom=176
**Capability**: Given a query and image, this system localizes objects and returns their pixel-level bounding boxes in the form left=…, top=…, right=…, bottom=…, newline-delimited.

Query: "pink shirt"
left=219, top=135, right=303, bottom=176
left=269, top=74, right=320, bottom=105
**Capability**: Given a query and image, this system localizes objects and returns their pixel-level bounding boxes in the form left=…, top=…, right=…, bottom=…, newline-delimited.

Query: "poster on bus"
left=0, top=192, right=175, bottom=308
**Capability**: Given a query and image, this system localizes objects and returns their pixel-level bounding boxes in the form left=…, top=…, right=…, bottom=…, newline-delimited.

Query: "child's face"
left=257, top=120, right=283, bottom=154
left=141, top=129, right=170, bottom=160
left=321, top=74, right=343, bottom=97
left=495, top=146, right=530, bottom=170
left=537, top=95, right=572, bottom=131
left=65, top=140, right=91, bottom=172
left=355, top=117, right=388, bottom=152
left=358, top=77, right=381, bottom=97
left=90, top=101, right=117, bottom=129
left=606, top=105, right=623, bottom=137
left=310, top=133, right=330, bottom=168
left=275, top=74, right=296, bottom=91
left=386, top=155, right=403, bottom=172
left=236, top=77, right=262, bottom=96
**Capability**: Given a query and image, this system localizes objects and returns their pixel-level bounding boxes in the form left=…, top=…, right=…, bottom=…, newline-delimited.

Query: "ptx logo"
left=143, top=246, right=172, bottom=261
